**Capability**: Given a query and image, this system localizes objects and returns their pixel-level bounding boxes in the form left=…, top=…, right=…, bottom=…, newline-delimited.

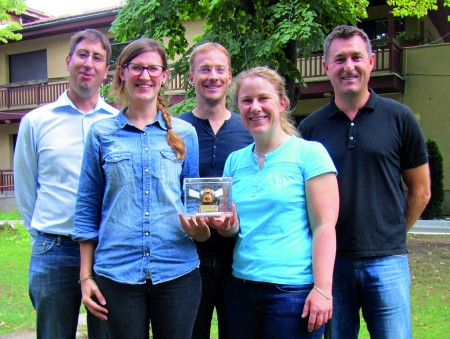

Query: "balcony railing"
left=0, top=72, right=189, bottom=111
left=0, top=42, right=402, bottom=111
left=298, top=41, right=403, bottom=78
left=0, top=80, right=69, bottom=110
left=0, top=170, right=14, bottom=194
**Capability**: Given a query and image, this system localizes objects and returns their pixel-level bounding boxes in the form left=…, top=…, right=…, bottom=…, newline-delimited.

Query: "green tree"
left=0, top=0, right=26, bottom=43
left=421, top=139, right=444, bottom=219
left=110, top=0, right=449, bottom=106
left=111, top=0, right=370, bottom=106
left=388, top=0, right=450, bottom=19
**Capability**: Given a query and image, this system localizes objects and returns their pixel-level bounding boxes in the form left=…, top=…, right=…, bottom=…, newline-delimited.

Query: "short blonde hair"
left=189, top=42, right=231, bottom=72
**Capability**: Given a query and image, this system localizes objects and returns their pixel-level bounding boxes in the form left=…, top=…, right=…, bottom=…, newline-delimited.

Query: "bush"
left=421, top=139, right=444, bottom=219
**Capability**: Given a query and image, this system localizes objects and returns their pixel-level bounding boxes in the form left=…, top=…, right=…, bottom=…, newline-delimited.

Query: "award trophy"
left=183, top=177, right=233, bottom=217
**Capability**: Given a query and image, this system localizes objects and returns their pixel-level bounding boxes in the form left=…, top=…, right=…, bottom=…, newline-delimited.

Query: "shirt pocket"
left=103, top=151, right=133, bottom=187
left=160, top=149, right=184, bottom=184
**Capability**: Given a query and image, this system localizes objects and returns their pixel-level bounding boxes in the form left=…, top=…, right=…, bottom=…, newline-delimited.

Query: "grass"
left=0, top=222, right=34, bottom=335
left=1, top=213, right=448, bottom=338
left=0, top=210, right=22, bottom=220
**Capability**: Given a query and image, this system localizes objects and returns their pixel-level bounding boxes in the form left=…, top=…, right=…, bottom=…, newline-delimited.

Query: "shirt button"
left=145, top=232, right=150, bottom=236
left=350, top=137, right=354, bottom=140
left=145, top=252, right=150, bottom=256
left=144, top=148, right=148, bottom=151
left=143, top=132, right=147, bottom=135
left=145, top=212, right=149, bottom=216
left=114, top=157, right=118, bottom=161
left=351, top=122, right=355, bottom=126
left=145, top=191, right=149, bottom=195
left=145, top=169, right=149, bottom=173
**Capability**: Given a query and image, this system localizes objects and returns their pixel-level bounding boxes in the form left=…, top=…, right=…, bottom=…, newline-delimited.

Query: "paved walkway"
left=409, top=219, right=450, bottom=234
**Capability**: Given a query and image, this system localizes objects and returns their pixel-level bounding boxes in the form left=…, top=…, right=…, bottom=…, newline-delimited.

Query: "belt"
left=37, top=231, right=73, bottom=240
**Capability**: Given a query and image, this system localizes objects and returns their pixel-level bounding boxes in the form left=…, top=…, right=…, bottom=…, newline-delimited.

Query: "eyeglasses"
left=197, top=66, right=228, bottom=75
left=75, top=50, right=106, bottom=64
left=124, top=63, right=165, bottom=78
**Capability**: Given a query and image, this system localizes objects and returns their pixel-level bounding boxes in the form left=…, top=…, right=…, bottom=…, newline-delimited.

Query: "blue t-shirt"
left=224, top=136, right=336, bottom=285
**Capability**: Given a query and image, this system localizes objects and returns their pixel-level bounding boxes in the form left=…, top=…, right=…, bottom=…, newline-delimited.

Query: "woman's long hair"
left=111, top=38, right=186, bottom=159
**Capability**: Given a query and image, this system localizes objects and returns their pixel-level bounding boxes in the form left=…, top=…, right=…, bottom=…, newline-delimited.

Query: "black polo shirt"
left=299, top=90, right=428, bottom=257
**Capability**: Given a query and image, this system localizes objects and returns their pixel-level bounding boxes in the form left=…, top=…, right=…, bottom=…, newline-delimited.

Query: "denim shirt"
left=72, top=110, right=200, bottom=284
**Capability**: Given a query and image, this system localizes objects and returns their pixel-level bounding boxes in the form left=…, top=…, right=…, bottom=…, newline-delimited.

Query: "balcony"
left=0, top=170, right=14, bottom=195
left=0, top=73, right=189, bottom=124
left=0, top=41, right=404, bottom=122
left=298, top=41, right=404, bottom=98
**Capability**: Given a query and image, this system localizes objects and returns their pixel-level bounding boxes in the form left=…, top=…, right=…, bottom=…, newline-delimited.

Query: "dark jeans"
left=225, top=278, right=325, bottom=339
left=96, top=268, right=201, bottom=339
left=29, top=232, right=109, bottom=339
left=192, top=252, right=231, bottom=339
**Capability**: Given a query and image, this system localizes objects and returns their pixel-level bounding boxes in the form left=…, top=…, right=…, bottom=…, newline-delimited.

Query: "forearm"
left=403, top=164, right=431, bottom=230
left=79, top=240, right=96, bottom=278
left=311, top=225, right=336, bottom=295
left=405, top=191, right=431, bottom=230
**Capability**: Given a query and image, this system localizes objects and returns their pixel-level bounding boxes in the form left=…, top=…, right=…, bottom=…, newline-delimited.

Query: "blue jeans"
left=192, top=252, right=231, bottom=339
left=326, top=255, right=411, bottom=339
left=95, top=268, right=201, bottom=339
left=29, top=232, right=109, bottom=339
left=224, top=278, right=325, bottom=339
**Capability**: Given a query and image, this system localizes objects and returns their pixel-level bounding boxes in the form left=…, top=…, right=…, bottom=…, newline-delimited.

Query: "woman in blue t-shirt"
left=182, top=66, right=339, bottom=338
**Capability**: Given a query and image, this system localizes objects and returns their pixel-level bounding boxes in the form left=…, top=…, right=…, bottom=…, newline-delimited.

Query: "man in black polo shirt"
left=179, top=42, right=253, bottom=339
left=299, top=25, right=430, bottom=339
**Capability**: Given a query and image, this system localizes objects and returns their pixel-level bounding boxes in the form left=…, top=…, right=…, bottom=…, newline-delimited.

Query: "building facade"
left=1, top=1, right=449, bottom=214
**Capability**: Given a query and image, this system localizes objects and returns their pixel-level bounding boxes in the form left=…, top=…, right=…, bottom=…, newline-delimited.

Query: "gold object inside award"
left=183, top=177, right=233, bottom=217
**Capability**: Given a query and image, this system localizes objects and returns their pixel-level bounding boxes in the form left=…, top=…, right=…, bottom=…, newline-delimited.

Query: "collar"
left=116, top=109, right=169, bottom=130
left=52, top=90, right=118, bottom=115
left=327, top=89, right=378, bottom=119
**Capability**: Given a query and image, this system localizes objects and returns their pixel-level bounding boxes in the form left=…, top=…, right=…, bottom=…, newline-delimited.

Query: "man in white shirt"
left=14, top=29, right=118, bottom=339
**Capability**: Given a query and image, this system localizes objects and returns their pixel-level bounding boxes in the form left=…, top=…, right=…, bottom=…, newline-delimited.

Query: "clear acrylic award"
left=183, top=177, right=233, bottom=217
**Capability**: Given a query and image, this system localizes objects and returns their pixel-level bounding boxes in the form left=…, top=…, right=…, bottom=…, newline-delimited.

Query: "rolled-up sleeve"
left=72, top=126, right=104, bottom=241
left=180, top=125, right=199, bottom=186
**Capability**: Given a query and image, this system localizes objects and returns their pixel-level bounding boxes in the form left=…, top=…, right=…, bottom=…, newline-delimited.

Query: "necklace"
left=253, top=140, right=284, bottom=157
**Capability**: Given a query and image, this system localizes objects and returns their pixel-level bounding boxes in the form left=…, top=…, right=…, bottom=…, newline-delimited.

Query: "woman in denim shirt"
left=72, top=38, right=205, bottom=339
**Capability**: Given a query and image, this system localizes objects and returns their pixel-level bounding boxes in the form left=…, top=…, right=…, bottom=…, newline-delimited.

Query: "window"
left=9, top=50, right=47, bottom=83
left=110, top=42, right=128, bottom=70
left=359, top=19, right=405, bottom=40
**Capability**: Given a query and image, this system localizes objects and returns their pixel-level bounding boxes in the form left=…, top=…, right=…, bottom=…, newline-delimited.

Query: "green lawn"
left=0, top=223, right=33, bottom=335
left=0, top=218, right=448, bottom=338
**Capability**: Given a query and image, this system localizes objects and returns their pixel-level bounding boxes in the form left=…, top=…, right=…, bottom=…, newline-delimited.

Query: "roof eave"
left=17, top=9, right=120, bottom=40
